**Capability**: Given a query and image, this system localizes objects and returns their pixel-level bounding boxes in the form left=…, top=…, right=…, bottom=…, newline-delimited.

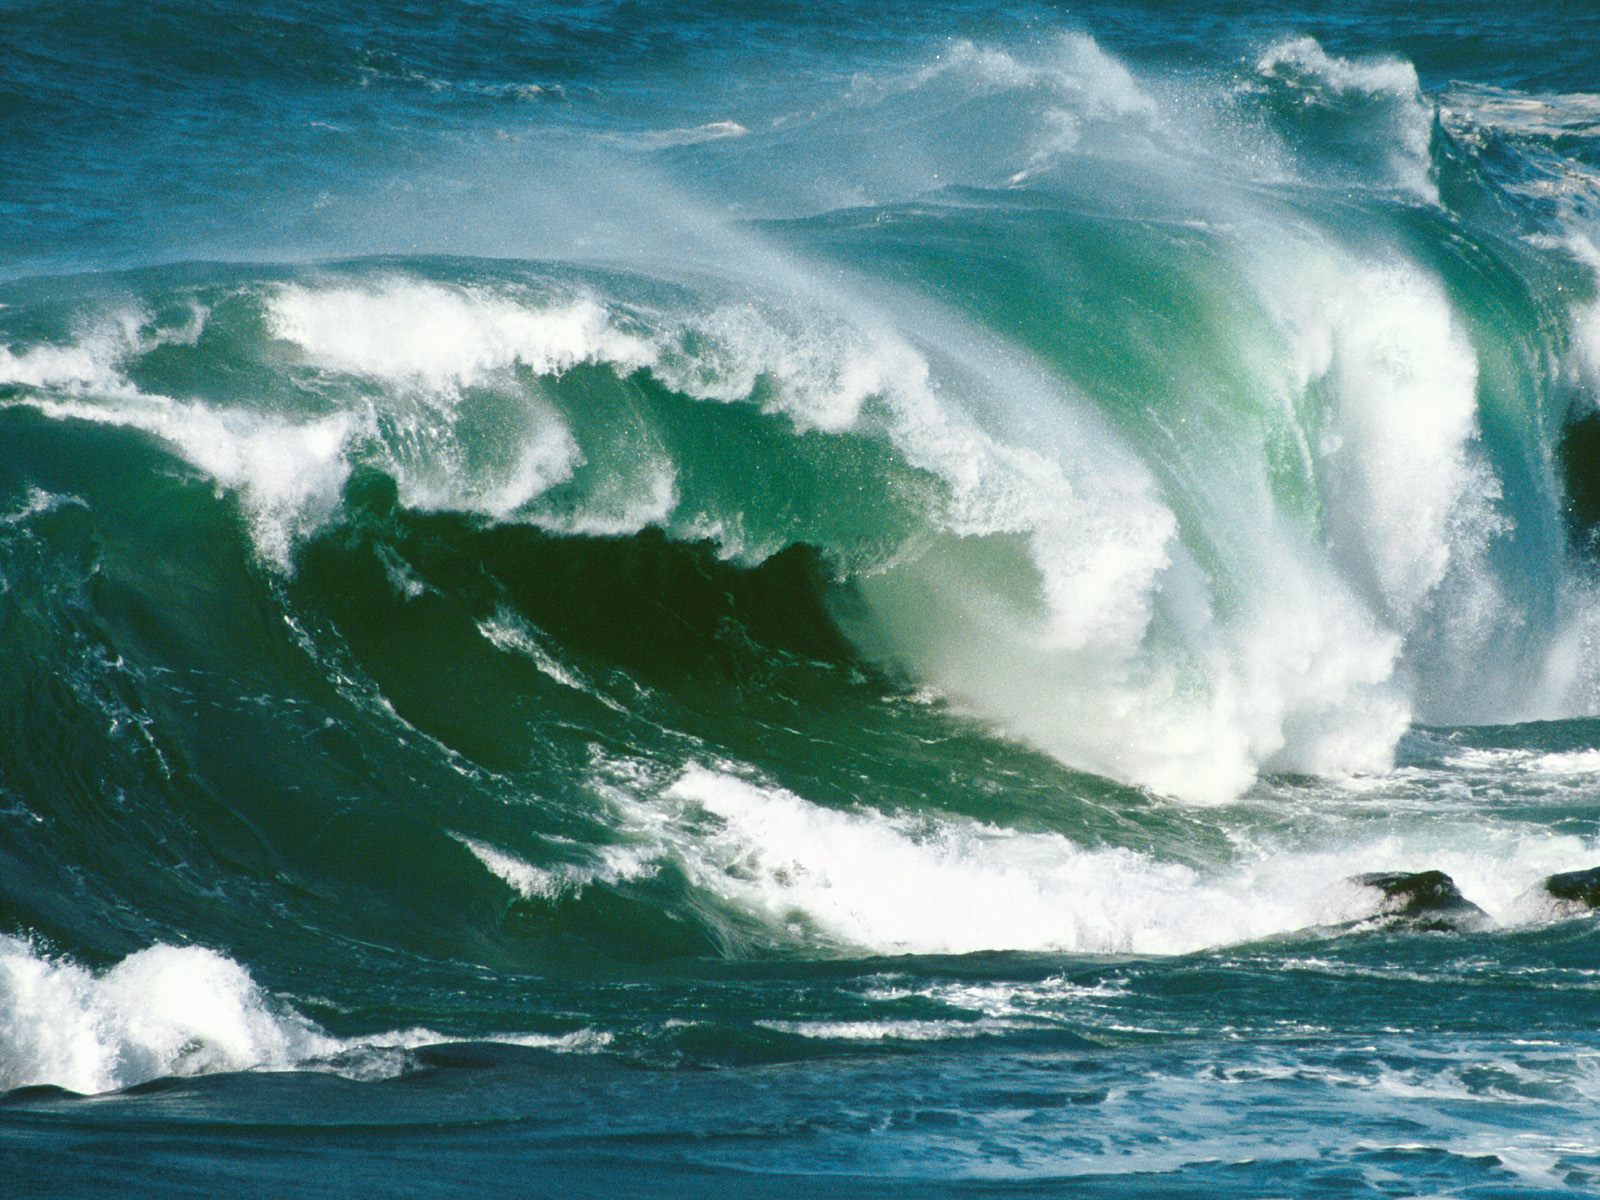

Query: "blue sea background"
left=5, top=2, right=1600, bottom=1195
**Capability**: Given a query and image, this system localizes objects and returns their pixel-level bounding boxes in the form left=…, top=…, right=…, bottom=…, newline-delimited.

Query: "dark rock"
left=1542, top=866, right=1600, bottom=910
left=1348, top=870, right=1490, bottom=932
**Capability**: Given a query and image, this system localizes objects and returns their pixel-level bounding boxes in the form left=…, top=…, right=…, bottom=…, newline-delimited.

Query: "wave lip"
left=1255, top=36, right=1437, bottom=200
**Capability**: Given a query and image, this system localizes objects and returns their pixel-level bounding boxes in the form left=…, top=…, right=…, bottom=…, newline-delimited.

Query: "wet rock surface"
left=1349, top=871, right=1491, bottom=932
left=1539, top=866, right=1600, bottom=911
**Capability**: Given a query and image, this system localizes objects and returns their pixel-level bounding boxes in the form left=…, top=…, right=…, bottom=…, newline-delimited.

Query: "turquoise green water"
left=5, top=2, right=1600, bottom=1194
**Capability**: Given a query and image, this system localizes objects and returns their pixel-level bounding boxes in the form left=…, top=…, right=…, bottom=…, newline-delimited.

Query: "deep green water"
left=5, top=2, right=1600, bottom=1195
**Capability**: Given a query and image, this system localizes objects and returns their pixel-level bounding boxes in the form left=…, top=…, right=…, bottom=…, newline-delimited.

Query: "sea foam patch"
left=0, top=937, right=609, bottom=1095
left=589, top=761, right=1600, bottom=957
left=0, top=936, right=335, bottom=1095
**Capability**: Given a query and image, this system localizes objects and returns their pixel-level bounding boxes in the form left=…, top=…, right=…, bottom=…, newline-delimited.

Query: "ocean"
left=4, top=2, right=1600, bottom=1195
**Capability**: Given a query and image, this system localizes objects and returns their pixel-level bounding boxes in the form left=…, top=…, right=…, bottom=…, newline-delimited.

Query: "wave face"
left=6, top=37, right=1599, bottom=801
left=5, top=2, right=1600, bottom=1195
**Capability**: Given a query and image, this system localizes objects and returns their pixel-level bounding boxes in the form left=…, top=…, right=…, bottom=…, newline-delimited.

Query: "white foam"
left=1256, top=37, right=1437, bottom=200
left=264, top=281, right=682, bottom=534
left=478, top=606, right=593, bottom=694
left=1016, top=34, right=1159, bottom=182
left=0, top=276, right=1419, bottom=802
left=649, top=303, right=928, bottom=435
left=2, top=293, right=613, bottom=563
left=1561, top=233, right=1600, bottom=419
left=1522, top=748, right=1600, bottom=775
left=1262, top=252, right=1500, bottom=627
left=1577, top=300, right=1600, bottom=398
left=0, top=936, right=336, bottom=1095
left=267, top=280, right=655, bottom=390
left=625, top=765, right=1314, bottom=954
left=1258, top=37, right=1422, bottom=100
left=847, top=433, right=1406, bottom=801
left=1441, top=84, right=1600, bottom=143
left=916, top=35, right=1155, bottom=123
left=861, top=975, right=1128, bottom=1018
left=528, top=460, right=679, bottom=539
left=453, top=835, right=568, bottom=900
left=590, top=762, right=1600, bottom=957
left=0, top=936, right=611, bottom=1095
left=1, top=311, right=144, bottom=406
left=399, top=408, right=582, bottom=521
left=1, top=488, right=84, bottom=525
left=628, top=120, right=750, bottom=149
left=1248, top=241, right=1520, bottom=726
left=451, top=832, right=657, bottom=901
left=885, top=34, right=1160, bottom=187
left=756, top=1019, right=1012, bottom=1041
left=22, top=394, right=358, bottom=571
left=377, top=542, right=429, bottom=599
left=0, top=307, right=361, bottom=569
left=276, top=279, right=687, bottom=530
left=475, top=605, right=635, bottom=714
left=641, top=271, right=1425, bottom=801
left=1447, top=745, right=1600, bottom=778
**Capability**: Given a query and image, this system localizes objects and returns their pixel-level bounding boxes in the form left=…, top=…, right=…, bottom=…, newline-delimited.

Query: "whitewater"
left=4, top=2, right=1600, bottom=1196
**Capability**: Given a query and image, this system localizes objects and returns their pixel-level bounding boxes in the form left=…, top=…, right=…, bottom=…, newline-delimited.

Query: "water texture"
left=5, top=2, right=1600, bottom=1195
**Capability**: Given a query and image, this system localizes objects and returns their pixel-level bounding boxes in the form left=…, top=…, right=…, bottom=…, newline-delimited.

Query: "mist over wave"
left=7, top=31, right=1600, bottom=803
left=5, top=9, right=1600, bottom=1193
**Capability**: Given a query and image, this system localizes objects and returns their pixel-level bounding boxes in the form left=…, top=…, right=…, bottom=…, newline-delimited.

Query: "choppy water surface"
left=5, top=2, right=1600, bottom=1195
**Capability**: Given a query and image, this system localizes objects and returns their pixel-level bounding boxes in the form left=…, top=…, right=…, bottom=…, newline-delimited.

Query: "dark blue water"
left=5, top=2, right=1600, bottom=1195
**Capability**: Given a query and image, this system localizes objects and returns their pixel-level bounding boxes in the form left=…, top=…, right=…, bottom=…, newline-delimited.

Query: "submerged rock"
left=1540, top=867, right=1600, bottom=912
left=1348, top=870, right=1491, bottom=932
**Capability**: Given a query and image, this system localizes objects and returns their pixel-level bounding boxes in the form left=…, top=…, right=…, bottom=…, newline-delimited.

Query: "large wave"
left=6, top=34, right=1600, bottom=804
left=5, top=37, right=1600, bottom=1073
